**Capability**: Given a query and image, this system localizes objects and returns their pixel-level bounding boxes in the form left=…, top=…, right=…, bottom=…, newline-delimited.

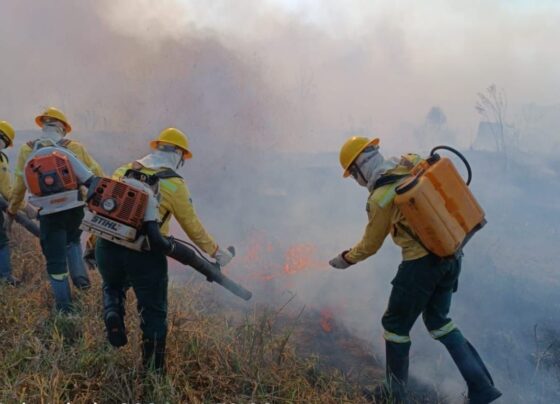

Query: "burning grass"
left=0, top=227, right=453, bottom=403
left=0, top=227, right=365, bottom=402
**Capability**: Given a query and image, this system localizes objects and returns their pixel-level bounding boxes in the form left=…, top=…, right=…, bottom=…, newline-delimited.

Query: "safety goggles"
left=41, top=116, right=61, bottom=125
left=42, top=118, right=65, bottom=130
left=157, top=143, right=183, bottom=155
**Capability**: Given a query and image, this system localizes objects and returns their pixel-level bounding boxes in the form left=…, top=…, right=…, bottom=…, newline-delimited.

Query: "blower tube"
left=0, top=196, right=40, bottom=237
left=144, top=221, right=252, bottom=301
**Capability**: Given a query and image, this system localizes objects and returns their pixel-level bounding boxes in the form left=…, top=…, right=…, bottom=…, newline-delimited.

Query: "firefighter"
left=329, top=136, right=501, bottom=404
left=6, top=107, right=103, bottom=312
left=0, top=121, right=19, bottom=285
left=96, top=127, right=234, bottom=373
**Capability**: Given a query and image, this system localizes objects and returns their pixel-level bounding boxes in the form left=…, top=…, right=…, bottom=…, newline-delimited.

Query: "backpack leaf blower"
left=80, top=172, right=252, bottom=301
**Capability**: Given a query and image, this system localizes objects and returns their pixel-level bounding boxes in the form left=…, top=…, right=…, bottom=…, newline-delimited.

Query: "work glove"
left=329, top=250, right=353, bottom=269
left=215, top=246, right=235, bottom=267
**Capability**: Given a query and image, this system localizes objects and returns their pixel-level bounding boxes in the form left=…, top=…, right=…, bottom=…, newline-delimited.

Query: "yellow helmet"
left=35, top=107, right=72, bottom=133
left=339, top=136, right=380, bottom=177
left=149, top=128, right=192, bottom=159
left=0, top=120, right=15, bottom=147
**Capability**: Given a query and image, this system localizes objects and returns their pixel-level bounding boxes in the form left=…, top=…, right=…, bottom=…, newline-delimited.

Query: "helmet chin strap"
left=176, top=157, right=185, bottom=169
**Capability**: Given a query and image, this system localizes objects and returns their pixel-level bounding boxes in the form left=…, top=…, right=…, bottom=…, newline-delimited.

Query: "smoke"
left=2, top=0, right=560, bottom=402
left=3, top=1, right=560, bottom=152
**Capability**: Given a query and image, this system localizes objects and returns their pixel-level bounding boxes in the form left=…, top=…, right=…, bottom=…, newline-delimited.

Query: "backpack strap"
left=26, top=138, right=70, bottom=151
left=154, top=169, right=182, bottom=227
left=373, top=174, right=410, bottom=191
left=154, top=168, right=182, bottom=180
left=58, top=138, right=72, bottom=148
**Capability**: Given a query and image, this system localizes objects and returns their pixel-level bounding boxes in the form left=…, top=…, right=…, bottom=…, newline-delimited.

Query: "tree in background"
left=475, top=84, right=510, bottom=154
left=414, top=106, right=455, bottom=149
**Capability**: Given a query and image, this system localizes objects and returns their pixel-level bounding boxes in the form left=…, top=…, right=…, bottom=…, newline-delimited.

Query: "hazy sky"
left=2, top=0, right=559, bottom=152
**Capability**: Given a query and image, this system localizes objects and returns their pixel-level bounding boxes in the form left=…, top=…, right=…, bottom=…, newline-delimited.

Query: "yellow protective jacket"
left=0, top=152, right=11, bottom=201
left=113, top=162, right=219, bottom=256
left=7, top=139, right=104, bottom=214
left=345, top=154, right=429, bottom=263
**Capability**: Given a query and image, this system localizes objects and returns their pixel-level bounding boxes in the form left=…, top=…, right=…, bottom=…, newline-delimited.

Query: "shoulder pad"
left=373, top=174, right=409, bottom=190
left=124, top=168, right=160, bottom=186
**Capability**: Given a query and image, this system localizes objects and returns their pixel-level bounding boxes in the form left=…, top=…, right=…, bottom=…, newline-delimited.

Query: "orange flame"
left=283, top=243, right=321, bottom=274
left=215, top=231, right=329, bottom=283
left=320, top=308, right=334, bottom=333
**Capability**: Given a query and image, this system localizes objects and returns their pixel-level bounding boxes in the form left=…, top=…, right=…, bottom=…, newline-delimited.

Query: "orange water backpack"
left=393, top=146, right=486, bottom=258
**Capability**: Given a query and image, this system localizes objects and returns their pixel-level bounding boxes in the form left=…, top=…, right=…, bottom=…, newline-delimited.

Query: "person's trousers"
left=96, top=238, right=168, bottom=341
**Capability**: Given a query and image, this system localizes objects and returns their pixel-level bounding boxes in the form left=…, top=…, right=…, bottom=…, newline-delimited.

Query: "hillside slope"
left=0, top=228, right=363, bottom=403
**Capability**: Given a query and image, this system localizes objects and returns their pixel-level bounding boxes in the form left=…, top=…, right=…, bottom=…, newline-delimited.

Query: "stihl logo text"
left=92, top=216, right=119, bottom=231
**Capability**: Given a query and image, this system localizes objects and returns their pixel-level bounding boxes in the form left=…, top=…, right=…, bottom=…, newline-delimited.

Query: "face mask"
left=41, top=124, right=65, bottom=142
left=157, top=144, right=184, bottom=169
left=137, top=149, right=184, bottom=170
left=354, top=146, right=399, bottom=191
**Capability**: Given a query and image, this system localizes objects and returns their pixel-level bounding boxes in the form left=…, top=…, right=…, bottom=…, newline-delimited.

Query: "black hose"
left=167, top=241, right=252, bottom=301
left=430, top=145, right=473, bottom=186
left=145, top=225, right=252, bottom=301
left=144, top=221, right=174, bottom=253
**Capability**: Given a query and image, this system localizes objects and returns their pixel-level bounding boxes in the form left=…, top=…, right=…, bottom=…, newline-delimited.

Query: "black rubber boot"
left=49, top=275, right=73, bottom=313
left=102, top=284, right=127, bottom=347
left=438, top=330, right=502, bottom=404
left=385, top=340, right=410, bottom=403
left=142, top=338, right=166, bottom=374
left=363, top=340, right=410, bottom=403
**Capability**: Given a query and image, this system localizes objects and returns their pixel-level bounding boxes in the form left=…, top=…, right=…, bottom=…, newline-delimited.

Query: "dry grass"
left=0, top=228, right=366, bottom=403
